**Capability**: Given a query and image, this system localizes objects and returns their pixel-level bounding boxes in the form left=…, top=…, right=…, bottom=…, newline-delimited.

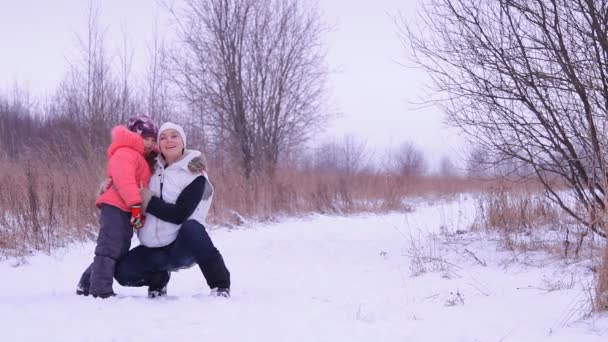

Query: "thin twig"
left=464, top=248, right=487, bottom=266
left=466, top=282, right=490, bottom=297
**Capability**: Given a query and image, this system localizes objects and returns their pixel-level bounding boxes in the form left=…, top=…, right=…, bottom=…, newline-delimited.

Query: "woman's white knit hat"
left=158, top=122, right=187, bottom=148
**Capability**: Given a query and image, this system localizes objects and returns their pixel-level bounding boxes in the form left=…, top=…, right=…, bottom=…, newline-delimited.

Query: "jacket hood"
left=107, top=125, right=145, bottom=157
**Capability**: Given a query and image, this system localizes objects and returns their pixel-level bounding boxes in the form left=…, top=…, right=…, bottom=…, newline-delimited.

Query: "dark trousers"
left=115, top=220, right=230, bottom=290
left=78, top=204, right=133, bottom=295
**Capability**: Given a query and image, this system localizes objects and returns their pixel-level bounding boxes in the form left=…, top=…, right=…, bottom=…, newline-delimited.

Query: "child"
left=76, top=115, right=158, bottom=298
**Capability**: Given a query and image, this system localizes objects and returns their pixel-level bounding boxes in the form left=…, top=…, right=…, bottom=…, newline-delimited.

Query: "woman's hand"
left=139, top=183, right=155, bottom=213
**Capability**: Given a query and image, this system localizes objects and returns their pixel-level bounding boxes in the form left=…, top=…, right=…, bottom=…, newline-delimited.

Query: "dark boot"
left=199, top=253, right=231, bottom=289
left=76, top=264, right=92, bottom=296
left=147, top=271, right=171, bottom=298
left=76, top=283, right=89, bottom=296
left=209, top=287, right=230, bottom=298
left=92, top=291, right=116, bottom=299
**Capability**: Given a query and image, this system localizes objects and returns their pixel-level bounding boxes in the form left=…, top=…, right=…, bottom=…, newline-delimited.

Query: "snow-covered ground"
left=1, top=196, right=607, bottom=341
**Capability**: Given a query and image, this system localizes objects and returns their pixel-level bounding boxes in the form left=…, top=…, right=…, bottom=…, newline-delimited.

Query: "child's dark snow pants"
left=78, top=204, right=133, bottom=296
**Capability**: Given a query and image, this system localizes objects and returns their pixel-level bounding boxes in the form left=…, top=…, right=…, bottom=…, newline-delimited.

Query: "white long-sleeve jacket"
left=137, top=149, right=214, bottom=247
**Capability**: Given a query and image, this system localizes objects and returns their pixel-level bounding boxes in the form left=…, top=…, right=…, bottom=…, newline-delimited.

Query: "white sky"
left=0, top=0, right=466, bottom=168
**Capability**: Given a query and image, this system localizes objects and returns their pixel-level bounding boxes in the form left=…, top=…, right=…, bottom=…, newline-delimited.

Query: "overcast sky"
left=0, top=0, right=466, bottom=168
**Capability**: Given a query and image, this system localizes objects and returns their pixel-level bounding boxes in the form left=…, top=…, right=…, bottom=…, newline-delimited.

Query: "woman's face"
left=159, top=129, right=184, bottom=161
left=143, top=137, right=156, bottom=154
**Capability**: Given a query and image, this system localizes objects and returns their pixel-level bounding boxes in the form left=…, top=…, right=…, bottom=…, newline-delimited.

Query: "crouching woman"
left=114, top=122, right=231, bottom=298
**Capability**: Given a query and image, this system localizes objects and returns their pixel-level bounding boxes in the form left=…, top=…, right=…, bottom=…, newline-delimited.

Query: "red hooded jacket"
left=95, top=125, right=152, bottom=212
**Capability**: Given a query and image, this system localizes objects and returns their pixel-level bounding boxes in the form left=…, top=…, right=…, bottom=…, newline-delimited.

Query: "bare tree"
left=81, top=5, right=113, bottom=131
left=117, top=26, right=142, bottom=124
left=0, top=86, right=38, bottom=160
left=392, top=142, right=427, bottom=178
left=146, top=18, right=173, bottom=123
left=466, top=145, right=531, bottom=179
left=466, top=146, right=491, bottom=179
left=167, top=0, right=329, bottom=178
left=439, top=155, right=457, bottom=177
left=51, top=3, right=141, bottom=148
left=342, top=135, right=370, bottom=175
left=313, top=135, right=369, bottom=175
left=400, top=0, right=608, bottom=238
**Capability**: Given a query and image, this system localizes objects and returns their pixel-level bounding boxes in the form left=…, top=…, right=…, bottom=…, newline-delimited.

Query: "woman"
left=114, top=122, right=231, bottom=298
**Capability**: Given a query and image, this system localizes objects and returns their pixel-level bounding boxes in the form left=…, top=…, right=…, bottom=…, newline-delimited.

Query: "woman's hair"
left=145, top=150, right=159, bottom=172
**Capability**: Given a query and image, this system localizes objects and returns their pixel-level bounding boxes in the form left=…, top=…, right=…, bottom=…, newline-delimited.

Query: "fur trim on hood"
left=107, top=125, right=145, bottom=157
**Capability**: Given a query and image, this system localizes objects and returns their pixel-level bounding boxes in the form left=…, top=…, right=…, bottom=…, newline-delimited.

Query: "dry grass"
left=597, top=247, right=608, bottom=311
left=0, top=157, right=101, bottom=256
left=469, top=182, right=588, bottom=256
left=406, top=232, right=451, bottom=277
left=470, top=181, right=608, bottom=312
left=209, top=167, right=422, bottom=224
left=0, top=149, right=489, bottom=257
left=207, top=166, right=491, bottom=225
